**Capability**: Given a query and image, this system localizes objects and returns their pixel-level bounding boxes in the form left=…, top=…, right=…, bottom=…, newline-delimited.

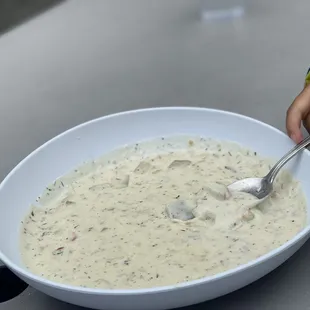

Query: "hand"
left=286, top=84, right=310, bottom=143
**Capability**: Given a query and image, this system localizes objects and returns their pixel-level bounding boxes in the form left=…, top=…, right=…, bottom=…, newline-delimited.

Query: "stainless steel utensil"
left=228, top=136, right=310, bottom=201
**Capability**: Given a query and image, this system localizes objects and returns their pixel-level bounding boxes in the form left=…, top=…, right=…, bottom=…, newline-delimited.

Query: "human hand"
left=286, top=83, right=310, bottom=143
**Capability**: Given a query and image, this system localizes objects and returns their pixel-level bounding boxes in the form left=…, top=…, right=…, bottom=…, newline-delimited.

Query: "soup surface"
left=20, top=137, right=307, bottom=289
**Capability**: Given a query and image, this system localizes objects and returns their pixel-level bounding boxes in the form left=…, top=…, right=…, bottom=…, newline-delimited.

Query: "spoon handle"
left=266, top=136, right=310, bottom=183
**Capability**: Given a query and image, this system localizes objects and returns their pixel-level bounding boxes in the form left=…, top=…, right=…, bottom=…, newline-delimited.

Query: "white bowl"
left=0, top=107, right=309, bottom=310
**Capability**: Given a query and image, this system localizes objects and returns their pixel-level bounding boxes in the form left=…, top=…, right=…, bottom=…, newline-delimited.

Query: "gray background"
left=0, top=0, right=310, bottom=309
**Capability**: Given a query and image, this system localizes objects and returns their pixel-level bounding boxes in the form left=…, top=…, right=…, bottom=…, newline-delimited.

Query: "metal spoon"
left=227, top=136, right=310, bottom=201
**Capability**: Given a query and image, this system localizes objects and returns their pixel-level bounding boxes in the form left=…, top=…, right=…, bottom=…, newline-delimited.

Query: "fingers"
left=303, top=114, right=310, bottom=134
left=286, top=104, right=303, bottom=143
left=286, top=85, right=310, bottom=143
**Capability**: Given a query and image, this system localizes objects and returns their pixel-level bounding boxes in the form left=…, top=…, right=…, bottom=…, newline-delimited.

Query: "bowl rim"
left=0, top=106, right=309, bottom=295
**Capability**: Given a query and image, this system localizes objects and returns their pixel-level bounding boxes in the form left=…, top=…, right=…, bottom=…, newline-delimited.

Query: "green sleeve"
left=305, top=68, right=310, bottom=86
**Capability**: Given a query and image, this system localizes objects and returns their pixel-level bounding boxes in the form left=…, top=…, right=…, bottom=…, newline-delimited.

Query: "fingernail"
left=290, top=133, right=303, bottom=143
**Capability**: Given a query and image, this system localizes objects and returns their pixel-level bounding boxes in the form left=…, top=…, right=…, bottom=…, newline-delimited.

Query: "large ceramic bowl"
left=0, top=107, right=309, bottom=310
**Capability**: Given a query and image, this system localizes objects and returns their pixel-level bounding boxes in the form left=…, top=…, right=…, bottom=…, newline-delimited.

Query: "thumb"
left=286, top=85, right=310, bottom=143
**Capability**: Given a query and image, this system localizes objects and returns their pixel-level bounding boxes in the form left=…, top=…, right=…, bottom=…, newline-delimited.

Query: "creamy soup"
left=20, top=137, right=307, bottom=289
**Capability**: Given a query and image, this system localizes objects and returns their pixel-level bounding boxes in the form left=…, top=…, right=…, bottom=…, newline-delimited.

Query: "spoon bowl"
left=227, top=177, right=273, bottom=201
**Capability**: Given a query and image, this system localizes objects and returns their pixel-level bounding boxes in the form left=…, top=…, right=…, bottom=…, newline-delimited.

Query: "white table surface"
left=0, top=1, right=310, bottom=309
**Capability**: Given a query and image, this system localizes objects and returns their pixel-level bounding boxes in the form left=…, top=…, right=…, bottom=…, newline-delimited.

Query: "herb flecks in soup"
left=20, top=137, right=307, bottom=289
